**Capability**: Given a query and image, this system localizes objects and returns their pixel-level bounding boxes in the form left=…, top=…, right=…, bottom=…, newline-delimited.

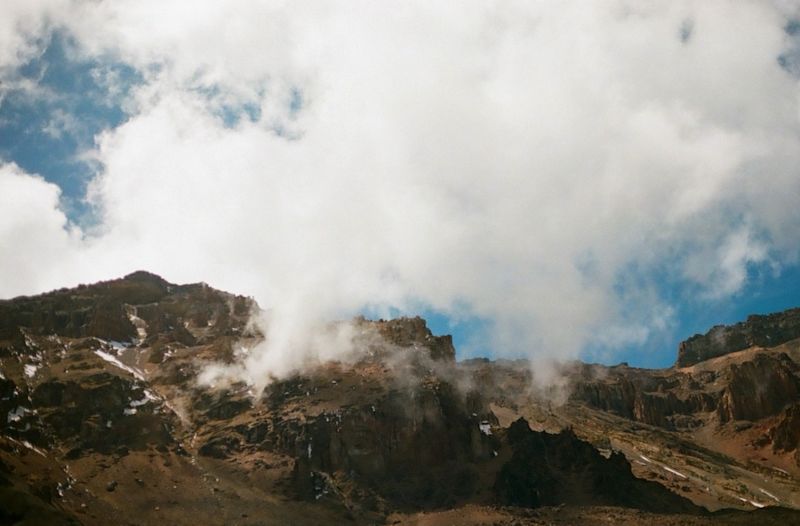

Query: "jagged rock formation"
left=0, top=272, right=799, bottom=525
left=676, top=308, right=800, bottom=367
left=569, top=329, right=800, bottom=478
left=494, top=418, right=700, bottom=513
left=716, top=353, right=800, bottom=423
left=770, top=404, right=800, bottom=457
left=371, top=316, right=456, bottom=361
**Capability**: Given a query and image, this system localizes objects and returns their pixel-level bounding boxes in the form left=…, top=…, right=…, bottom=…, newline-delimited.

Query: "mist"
left=1, top=2, right=800, bottom=386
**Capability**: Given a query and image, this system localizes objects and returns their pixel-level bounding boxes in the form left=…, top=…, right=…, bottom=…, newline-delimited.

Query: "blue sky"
left=0, top=32, right=140, bottom=224
left=1, top=3, right=799, bottom=374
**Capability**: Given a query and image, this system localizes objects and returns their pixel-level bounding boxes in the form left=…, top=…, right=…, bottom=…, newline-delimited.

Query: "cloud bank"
left=1, top=1, right=799, bottom=381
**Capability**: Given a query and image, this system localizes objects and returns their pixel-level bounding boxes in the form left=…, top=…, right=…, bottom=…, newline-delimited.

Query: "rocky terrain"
left=1, top=272, right=799, bottom=525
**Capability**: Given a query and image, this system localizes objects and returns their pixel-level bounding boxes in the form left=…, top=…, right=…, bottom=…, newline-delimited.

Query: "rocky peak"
left=121, top=270, right=171, bottom=289
left=357, top=315, right=456, bottom=361
left=676, top=308, right=800, bottom=367
left=2, top=274, right=800, bottom=525
left=0, top=272, right=254, bottom=345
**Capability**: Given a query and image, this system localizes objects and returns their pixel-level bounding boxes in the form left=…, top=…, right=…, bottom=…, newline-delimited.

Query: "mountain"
left=1, top=272, right=799, bottom=525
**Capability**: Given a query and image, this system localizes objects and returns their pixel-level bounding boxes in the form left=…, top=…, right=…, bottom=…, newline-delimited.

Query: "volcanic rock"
left=1, top=273, right=799, bottom=525
left=677, top=308, right=800, bottom=367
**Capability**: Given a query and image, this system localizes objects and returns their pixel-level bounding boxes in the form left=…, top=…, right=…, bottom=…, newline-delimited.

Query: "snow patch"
left=662, top=466, right=687, bottom=479
left=109, top=340, right=131, bottom=352
left=737, top=497, right=765, bottom=509
left=759, top=488, right=779, bottom=502
left=126, top=306, right=148, bottom=342
left=129, top=397, right=149, bottom=408
left=94, top=350, right=145, bottom=381
left=19, top=439, right=46, bottom=457
left=123, top=407, right=137, bottom=416
left=7, top=406, right=29, bottom=423
left=23, top=364, right=38, bottom=378
left=129, top=389, right=158, bottom=408
left=479, top=421, right=492, bottom=435
left=22, top=333, right=38, bottom=350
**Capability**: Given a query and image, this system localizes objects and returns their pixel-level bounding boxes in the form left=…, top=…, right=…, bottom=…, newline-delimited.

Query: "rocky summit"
left=1, top=273, right=800, bottom=525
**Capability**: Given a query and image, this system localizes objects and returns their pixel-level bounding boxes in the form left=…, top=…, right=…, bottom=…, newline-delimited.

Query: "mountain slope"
left=1, top=272, right=799, bottom=525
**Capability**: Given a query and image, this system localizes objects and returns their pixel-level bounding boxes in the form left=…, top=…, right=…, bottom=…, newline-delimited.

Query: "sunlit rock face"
left=676, top=309, right=800, bottom=367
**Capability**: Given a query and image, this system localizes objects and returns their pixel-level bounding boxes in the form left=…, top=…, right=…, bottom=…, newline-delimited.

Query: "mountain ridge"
left=1, top=272, right=799, bottom=525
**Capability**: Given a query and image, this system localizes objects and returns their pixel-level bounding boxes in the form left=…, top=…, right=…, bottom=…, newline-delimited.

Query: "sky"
left=1, top=1, right=799, bottom=376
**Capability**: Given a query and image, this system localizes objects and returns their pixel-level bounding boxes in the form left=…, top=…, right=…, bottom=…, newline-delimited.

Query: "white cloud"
left=683, top=226, right=770, bottom=299
left=0, top=1, right=799, bottom=383
left=0, top=0, right=64, bottom=70
left=42, top=107, right=80, bottom=138
left=0, top=162, right=82, bottom=297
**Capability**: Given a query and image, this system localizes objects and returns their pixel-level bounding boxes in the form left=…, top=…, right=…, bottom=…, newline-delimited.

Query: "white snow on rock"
left=126, top=306, right=148, bottom=342
left=662, top=466, right=688, bottom=479
left=737, top=497, right=765, bottom=509
left=109, top=340, right=132, bottom=352
left=94, top=350, right=145, bottom=381
left=7, top=437, right=47, bottom=457
left=23, top=364, right=38, bottom=378
left=759, top=488, right=780, bottom=502
left=130, top=390, right=158, bottom=408
left=7, top=406, right=29, bottom=423
left=479, top=421, right=492, bottom=435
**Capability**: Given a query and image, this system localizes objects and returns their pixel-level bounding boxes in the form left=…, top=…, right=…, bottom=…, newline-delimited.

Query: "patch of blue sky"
left=197, top=83, right=303, bottom=135
left=0, top=31, right=142, bottom=226
left=288, top=87, right=303, bottom=116
left=218, top=101, right=262, bottom=128
left=188, top=83, right=261, bottom=128
left=588, top=258, right=800, bottom=369
left=778, top=18, right=800, bottom=76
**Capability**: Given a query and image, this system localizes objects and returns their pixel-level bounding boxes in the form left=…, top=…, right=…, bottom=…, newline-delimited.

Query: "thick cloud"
left=0, top=162, right=82, bottom=297
left=1, top=1, right=799, bottom=381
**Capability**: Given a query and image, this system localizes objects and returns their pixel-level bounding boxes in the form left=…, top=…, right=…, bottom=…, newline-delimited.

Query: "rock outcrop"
left=2, top=273, right=800, bottom=525
left=676, top=308, right=800, bottom=367
left=494, top=418, right=701, bottom=514
left=569, top=366, right=716, bottom=429
left=371, top=316, right=456, bottom=361
left=769, top=403, right=800, bottom=455
left=716, top=353, right=799, bottom=423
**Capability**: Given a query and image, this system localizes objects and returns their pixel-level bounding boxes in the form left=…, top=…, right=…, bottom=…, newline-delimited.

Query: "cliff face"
left=565, top=315, right=800, bottom=506
left=676, top=308, right=800, bottom=367
left=1, top=273, right=799, bottom=525
left=569, top=365, right=717, bottom=429
left=571, top=350, right=800, bottom=432
left=716, top=353, right=800, bottom=423
left=372, top=316, right=456, bottom=362
left=494, top=418, right=700, bottom=514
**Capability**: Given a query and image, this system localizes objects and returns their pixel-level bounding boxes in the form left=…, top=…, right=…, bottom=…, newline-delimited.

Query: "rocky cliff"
left=1, top=273, right=799, bottom=525
left=676, top=309, right=800, bottom=367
